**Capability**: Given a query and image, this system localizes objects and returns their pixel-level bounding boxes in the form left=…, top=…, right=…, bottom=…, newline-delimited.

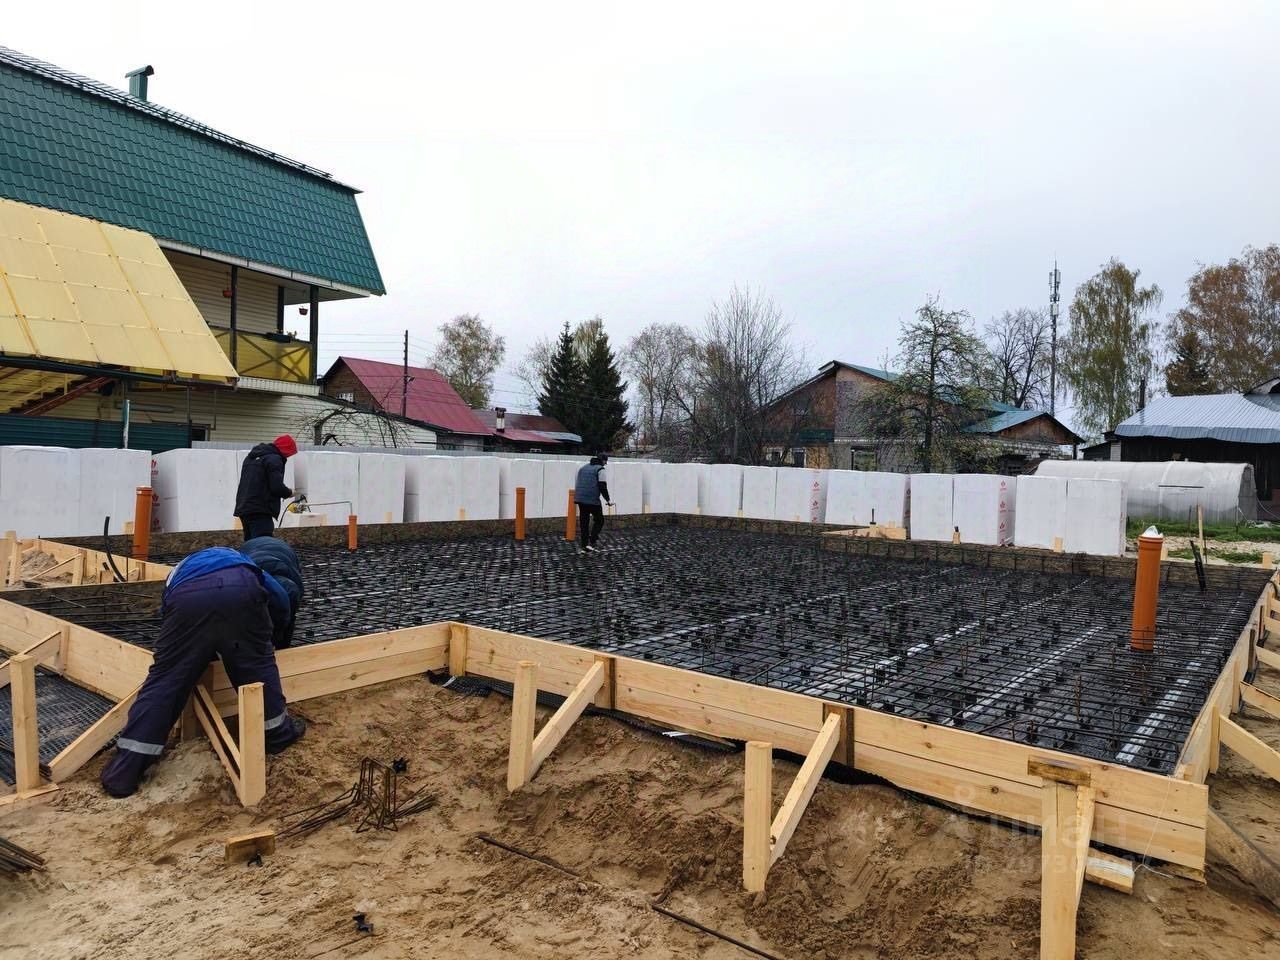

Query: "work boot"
left=266, top=715, right=306, bottom=755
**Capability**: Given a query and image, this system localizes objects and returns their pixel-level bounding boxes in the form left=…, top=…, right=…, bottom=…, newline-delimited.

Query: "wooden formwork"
left=0, top=534, right=171, bottom=589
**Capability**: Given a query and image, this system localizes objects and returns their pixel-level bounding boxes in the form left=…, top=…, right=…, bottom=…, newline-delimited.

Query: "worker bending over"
left=100, top=538, right=307, bottom=798
left=573, top=454, right=612, bottom=553
left=234, top=434, right=297, bottom=540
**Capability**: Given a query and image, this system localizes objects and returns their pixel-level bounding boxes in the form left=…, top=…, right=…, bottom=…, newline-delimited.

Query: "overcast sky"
left=7, top=2, right=1280, bottom=423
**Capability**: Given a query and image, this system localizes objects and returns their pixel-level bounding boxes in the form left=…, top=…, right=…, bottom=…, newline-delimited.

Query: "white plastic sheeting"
left=704, top=464, right=744, bottom=517
left=78, top=448, right=151, bottom=536
left=774, top=468, right=828, bottom=522
left=741, top=466, right=777, bottom=520
left=152, top=448, right=241, bottom=532
left=952, top=474, right=1016, bottom=546
left=498, top=459, right=544, bottom=520
left=291, top=451, right=360, bottom=527
left=404, top=457, right=461, bottom=522
left=357, top=453, right=405, bottom=524
left=604, top=461, right=644, bottom=515
left=0, top=446, right=82, bottom=538
left=908, top=473, right=954, bottom=542
left=1013, top=475, right=1067, bottom=550
left=458, top=457, right=500, bottom=521
left=541, top=459, right=582, bottom=519
left=1035, top=460, right=1255, bottom=524
left=1063, top=478, right=1127, bottom=556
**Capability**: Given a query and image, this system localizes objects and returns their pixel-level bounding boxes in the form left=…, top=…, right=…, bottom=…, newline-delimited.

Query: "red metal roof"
left=328, top=357, right=492, bottom=436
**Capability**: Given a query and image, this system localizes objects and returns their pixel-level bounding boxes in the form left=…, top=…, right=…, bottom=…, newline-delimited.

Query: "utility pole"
left=401, top=330, right=409, bottom=418
left=1048, top=262, right=1061, bottom=416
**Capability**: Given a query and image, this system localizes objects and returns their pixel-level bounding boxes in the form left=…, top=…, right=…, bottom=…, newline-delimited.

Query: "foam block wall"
left=404, top=457, right=461, bottom=523
left=357, top=453, right=406, bottom=524
left=823, top=470, right=861, bottom=526
left=458, top=457, right=500, bottom=521
left=704, top=464, right=744, bottom=517
left=0, top=446, right=82, bottom=538
left=1013, top=475, right=1067, bottom=550
left=774, top=468, right=828, bottom=522
left=641, top=462, right=666, bottom=513
left=908, top=473, right=954, bottom=542
left=665, top=463, right=702, bottom=514
left=952, top=474, right=1016, bottom=546
left=541, top=460, right=582, bottom=518
left=78, top=448, right=151, bottom=536
left=604, top=461, right=644, bottom=515
left=1064, top=478, right=1126, bottom=556
left=291, top=451, right=360, bottom=527
left=152, top=448, right=241, bottom=532
left=498, top=459, right=544, bottom=520
left=741, top=466, right=777, bottom=520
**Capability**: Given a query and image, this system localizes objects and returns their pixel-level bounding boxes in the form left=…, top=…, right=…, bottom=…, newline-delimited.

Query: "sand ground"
left=2, top=664, right=1279, bottom=960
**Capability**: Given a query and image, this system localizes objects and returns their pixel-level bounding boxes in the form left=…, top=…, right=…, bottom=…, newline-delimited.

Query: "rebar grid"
left=14, top=527, right=1266, bottom=775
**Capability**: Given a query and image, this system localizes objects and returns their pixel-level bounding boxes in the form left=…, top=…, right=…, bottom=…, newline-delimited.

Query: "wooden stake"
left=1263, top=551, right=1275, bottom=570
left=1031, top=759, right=1095, bottom=960
left=507, top=660, right=537, bottom=790
left=0, top=530, right=14, bottom=588
left=565, top=489, right=576, bottom=542
left=10, top=654, right=41, bottom=793
left=743, top=741, right=773, bottom=893
left=237, top=682, right=266, bottom=806
left=951, top=527, right=961, bottom=545
left=225, top=829, right=276, bottom=864
left=449, top=622, right=469, bottom=677
left=1052, top=536, right=1063, bottom=554
left=1197, top=504, right=1205, bottom=555
left=529, top=661, right=605, bottom=773
left=7, top=534, right=20, bottom=586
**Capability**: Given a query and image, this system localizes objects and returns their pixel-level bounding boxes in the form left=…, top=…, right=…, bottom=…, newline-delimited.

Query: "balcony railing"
left=212, top=329, right=313, bottom=384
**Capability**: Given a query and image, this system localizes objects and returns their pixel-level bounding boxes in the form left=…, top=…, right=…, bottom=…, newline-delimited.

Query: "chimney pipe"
left=126, top=65, right=155, bottom=101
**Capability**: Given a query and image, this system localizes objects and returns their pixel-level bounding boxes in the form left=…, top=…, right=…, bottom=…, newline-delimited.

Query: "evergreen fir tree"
left=538, top=322, right=582, bottom=429
left=578, top=325, right=632, bottom=452
left=1164, top=325, right=1214, bottom=396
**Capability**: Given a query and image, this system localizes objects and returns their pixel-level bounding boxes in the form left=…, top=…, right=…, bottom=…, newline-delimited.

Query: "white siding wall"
left=166, top=252, right=281, bottom=335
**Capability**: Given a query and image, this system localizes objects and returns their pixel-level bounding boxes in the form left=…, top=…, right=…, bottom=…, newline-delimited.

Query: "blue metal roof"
left=1115, top=393, right=1280, bottom=444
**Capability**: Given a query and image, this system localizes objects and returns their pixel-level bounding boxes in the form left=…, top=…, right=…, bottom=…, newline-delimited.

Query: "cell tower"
left=1048, top=262, right=1061, bottom=416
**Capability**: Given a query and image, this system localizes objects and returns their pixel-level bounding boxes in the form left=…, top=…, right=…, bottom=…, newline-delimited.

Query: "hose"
left=101, top=516, right=127, bottom=583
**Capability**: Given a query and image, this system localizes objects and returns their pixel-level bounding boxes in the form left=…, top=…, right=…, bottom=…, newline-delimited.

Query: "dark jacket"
left=235, top=442, right=293, bottom=520
left=240, top=537, right=305, bottom=648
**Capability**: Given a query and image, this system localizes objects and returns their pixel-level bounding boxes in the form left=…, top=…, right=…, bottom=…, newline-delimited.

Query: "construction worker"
left=234, top=435, right=297, bottom=540
left=99, top=538, right=307, bottom=798
left=574, top=454, right=612, bottom=553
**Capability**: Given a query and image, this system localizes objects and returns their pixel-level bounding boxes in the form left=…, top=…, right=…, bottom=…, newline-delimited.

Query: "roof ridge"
left=0, top=44, right=358, bottom=192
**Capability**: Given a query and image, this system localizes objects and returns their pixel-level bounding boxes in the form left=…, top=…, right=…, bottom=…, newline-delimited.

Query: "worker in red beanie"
left=234, top=435, right=297, bottom=540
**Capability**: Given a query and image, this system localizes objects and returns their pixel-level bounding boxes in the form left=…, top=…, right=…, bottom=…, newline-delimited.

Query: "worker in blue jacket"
left=100, top=539, right=307, bottom=798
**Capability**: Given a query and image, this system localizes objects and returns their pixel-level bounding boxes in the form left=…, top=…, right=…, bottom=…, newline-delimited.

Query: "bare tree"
left=291, top=404, right=418, bottom=447
left=431, top=314, right=506, bottom=408
left=623, top=322, right=698, bottom=453
left=985, top=307, right=1052, bottom=409
left=511, top=335, right=554, bottom=402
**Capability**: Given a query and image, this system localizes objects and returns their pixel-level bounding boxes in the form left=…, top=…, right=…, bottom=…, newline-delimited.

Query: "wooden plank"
left=448, top=622, right=468, bottom=677
left=9, top=654, right=40, bottom=793
left=0, top=629, right=63, bottom=689
left=595, top=654, right=616, bottom=711
left=237, top=683, right=266, bottom=806
left=1258, top=646, right=1280, bottom=671
left=1072, top=787, right=1098, bottom=902
left=193, top=684, right=240, bottom=788
left=1240, top=681, right=1280, bottom=721
left=1028, top=758, right=1092, bottom=787
left=466, top=626, right=608, bottom=704
left=274, top=623, right=450, bottom=676
left=1084, top=848, right=1134, bottom=895
left=1039, top=781, right=1093, bottom=960
left=507, top=661, right=537, bottom=791
left=1206, top=809, right=1280, bottom=911
left=225, top=829, right=275, bottom=864
left=530, top=661, right=605, bottom=774
left=743, top=741, right=772, bottom=893
left=0, top=783, right=58, bottom=813
left=1219, top=716, right=1280, bottom=783
left=770, top=713, right=841, bottom=866
left=823, top=703, right=854, bottom=767
left=48, top=684, right=141, bottom=781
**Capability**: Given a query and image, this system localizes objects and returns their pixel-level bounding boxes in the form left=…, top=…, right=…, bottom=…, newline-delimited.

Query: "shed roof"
left=1115, top=393, right=1280, bottom=444
left=328, top=357, right=490, bottom=436
left=0, top=46, right=384, bottom=295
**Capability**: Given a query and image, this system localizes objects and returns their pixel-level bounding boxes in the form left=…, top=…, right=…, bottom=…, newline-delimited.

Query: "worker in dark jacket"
left=242, top=536, right=304, bottom=648
left=573, top=454, right=612, bottom=553
left=99, top=540, right=307, bottom=798
left=234, top=435, right=297, bottom=541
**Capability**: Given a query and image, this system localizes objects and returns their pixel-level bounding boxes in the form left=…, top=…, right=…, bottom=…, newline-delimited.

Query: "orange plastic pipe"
left=347, top=514, right=358, bottom=551
left=1130, top=532, right=1162, bottom=651
left=565, top=489, right=576, bottom=542
left=515, top=487, right=526, bottom=541
left=132, top=486, right=152, bottom=560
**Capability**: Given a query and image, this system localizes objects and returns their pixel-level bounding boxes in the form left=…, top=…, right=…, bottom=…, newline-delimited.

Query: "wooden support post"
left=529, top=661, right=606, bottom=774
left=1263, top=551, right=1275, bottom=570
left=10, top=654, right=40, bottom=793
left=951, top=527, right=961, bottom=544
left=0, top=530, right=14, bottom=587
left=565, top=489, right=576, bottom=542
left=191, top=684, right=242, bottom=794
left=823, top=703, right=854, bottom=766
left=770, top=713, right=842, bottom=867
left=1197, top=504, right=1205, bottom=556
left=743, top=741, right=773, bottom=893
left=237, top=682, right=266, bottom=806
left=449, top=622, right=469, bottom=677
left=594, top=654, right=616, bottom=710
left=1209, top=707, right=1222, bottom=775
left=1052, top=536, right=1064, bottom=553
left=1030, top=759, right=1096, bottom=960
left=1218, top=715, right=1280, bottom=783
left=507, top=660, right=537, bottom=791
left=515, top=487, right=527, bottom=541
left=7, top=534, right=21, bottom=586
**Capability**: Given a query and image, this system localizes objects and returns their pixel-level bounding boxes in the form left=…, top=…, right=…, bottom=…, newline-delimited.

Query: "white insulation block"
left=604, top=461, right=644, bottom=515
left=291, top=451, right=360, bottom=527
left=1013, top=475, right=1067, bottom=550
left=862, top=472, right=910, bottom=527
left=78, top=448, right=151, bottom=535
left=741, top=466, right=777, bottom=520
left=952, top=474, right=1016, bottom=546
left=459, top=457, right=500, bottom=521
left=704, top=464, right=744, bottom=517
left=498, top=459, right=544, bottom=520
left=0, top=446, right=82, bottom=538
left=404, top=457, right=461, bottom=522
left=774, top=468, right=828, bottom=522
left=1064, top=478, right=1127, bottom=556
left=641, top=462, right=665, bottom=512
left=542, top=460, right=583, bottom=519
left=824, top=471, right=862, bottom=526
left=665, top=463, right=703, bottom=514
left=151, top=448, right=241, bottom=532
left=358, top=453, right=406, bottom=524
left=908, top=473, right=954, bottom=542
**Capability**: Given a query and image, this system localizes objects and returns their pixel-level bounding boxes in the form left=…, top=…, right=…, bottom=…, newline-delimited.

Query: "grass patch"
left=1126, top=518, right=1280, bottom=543
left=1165, top=546, right=1263, bottom=564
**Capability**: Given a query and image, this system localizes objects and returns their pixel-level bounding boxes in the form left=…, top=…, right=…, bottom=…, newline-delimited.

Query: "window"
left=337, top=391, right=354, bottom=403
left=791, top=447, right=806, bottom=467
left=852, top=449, right=878, bottom=471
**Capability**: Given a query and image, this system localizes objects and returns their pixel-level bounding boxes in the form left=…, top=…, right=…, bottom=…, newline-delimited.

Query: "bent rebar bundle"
left=0, top=835, right=45, bottom=877
left=279, top=757, right=434, bottom=839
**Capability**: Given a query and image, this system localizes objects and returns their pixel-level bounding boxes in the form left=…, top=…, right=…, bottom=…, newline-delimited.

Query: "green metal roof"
left=0, top=46, right=385, bottom=295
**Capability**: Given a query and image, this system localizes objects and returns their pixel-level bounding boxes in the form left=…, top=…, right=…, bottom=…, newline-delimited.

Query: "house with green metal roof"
left=0, top=46, right=431, bottom=449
